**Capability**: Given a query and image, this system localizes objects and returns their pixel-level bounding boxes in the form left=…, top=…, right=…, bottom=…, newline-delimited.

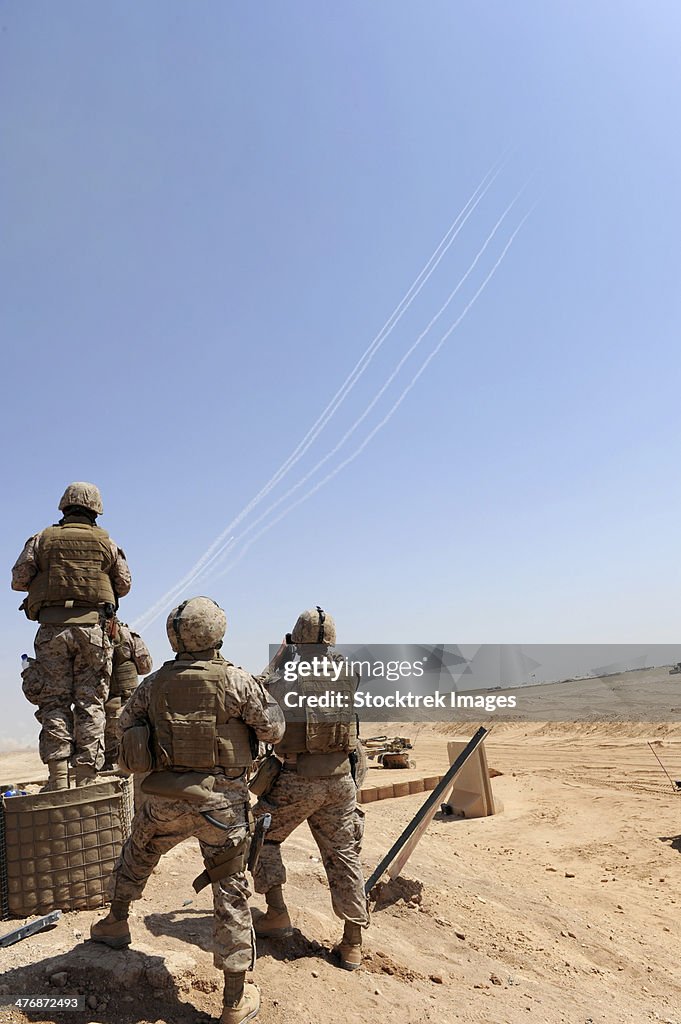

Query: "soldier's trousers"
left=110, top=788, right=255, bottom=972
left=253, top=771, right=369, bottom=928
left=30, top=623, right=113, bottom=769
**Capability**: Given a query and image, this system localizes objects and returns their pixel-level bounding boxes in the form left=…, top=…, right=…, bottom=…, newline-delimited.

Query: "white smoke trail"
left=133, top=159, right=508, bottom=630
left=211, top=210, right=533, bottom=580
left=202, top=190, right=525, bottom=578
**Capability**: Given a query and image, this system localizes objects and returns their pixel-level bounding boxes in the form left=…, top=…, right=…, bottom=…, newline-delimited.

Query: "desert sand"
left=1, top=669, right=680, bottom=1024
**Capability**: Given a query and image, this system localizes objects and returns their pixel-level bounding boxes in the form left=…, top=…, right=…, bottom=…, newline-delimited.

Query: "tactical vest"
left=109, top=638, right=139, bottom=699
left=27, top=521, right=116, bottom=619
left=148, top=656, right=256, bottom=771
left=275, top=657, right=358, bottom=758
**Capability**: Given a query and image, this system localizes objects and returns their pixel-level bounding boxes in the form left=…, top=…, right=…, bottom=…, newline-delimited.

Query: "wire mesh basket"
left=0, top=774, right=133, bottom=920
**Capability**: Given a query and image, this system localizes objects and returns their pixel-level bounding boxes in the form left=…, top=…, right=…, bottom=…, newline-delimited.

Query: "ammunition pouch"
left=141, top=770, right=217, bottom=804
left=118, top=723, right=154, bottom=774
left=192, top=808, right=255, bottom=892
left=21, top=658, right=43, bottom=705
left=249, top=754, right=282, bottom=797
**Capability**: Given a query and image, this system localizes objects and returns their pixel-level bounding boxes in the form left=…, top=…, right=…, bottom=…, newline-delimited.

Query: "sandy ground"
left=1, top=674, right=681, bottom=1024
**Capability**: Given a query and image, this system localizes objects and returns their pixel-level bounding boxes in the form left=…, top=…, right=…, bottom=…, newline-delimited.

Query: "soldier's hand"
left=272, top=637, right=290, bottom=670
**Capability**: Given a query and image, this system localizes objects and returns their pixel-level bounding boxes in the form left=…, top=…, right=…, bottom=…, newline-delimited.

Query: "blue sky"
left=2, top=2, right=681, bottom=746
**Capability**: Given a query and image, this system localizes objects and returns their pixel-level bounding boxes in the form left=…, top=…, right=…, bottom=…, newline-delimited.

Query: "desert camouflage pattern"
left=118, top=622, right=153, bottom=675
left=111, top=652, right=284, bottom=972
left=166, top=596, right=227, bottom=654
left=104, top=622, right=153, bottom=765
left=110, top=780, right=256, bottom=971
left=252, top=772, right=369, bottom=927
left=58, top=481, right=104, bottom=515
left=27, top=622, right=113, bottom=768
left=11, top=532, right=131, bottom=597
left=290, top=607, right=337, bottom=646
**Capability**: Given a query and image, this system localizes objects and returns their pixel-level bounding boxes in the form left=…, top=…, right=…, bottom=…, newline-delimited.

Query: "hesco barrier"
left=0, top=775, right=133, bottom=920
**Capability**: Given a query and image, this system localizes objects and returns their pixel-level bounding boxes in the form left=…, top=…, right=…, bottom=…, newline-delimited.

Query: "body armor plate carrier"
left=110, top=640, right=138, bottom=699
left=27, top=522, right=116, bottom=620
left=273, top=656, right=357, bottom=776
left=148, top=657, right=256, bottom=772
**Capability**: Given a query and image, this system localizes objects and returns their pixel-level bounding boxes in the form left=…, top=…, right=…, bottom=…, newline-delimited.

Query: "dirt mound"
left=362, top=948, right=425, bottom=982
left=369, top=875, right=424, bottom=910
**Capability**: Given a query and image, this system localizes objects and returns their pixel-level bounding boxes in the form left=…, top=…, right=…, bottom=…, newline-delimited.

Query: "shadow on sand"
left=659, top=833, right=681, bottom=853
left=0, top=942, right=217, bottom=1024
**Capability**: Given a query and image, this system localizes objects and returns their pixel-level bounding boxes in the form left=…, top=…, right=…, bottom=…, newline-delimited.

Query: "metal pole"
left=365, top=726, right=488, bottom=893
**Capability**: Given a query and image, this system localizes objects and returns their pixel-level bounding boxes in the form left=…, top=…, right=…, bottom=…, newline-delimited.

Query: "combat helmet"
left=291, top=606, right=336, bottom=646
left=58, top=481, right=104, bottom=516
left=167, top=597, right=227, bottom=653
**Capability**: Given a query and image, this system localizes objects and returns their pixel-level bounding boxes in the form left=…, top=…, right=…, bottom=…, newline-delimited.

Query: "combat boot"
left=41, top=760, right=69, bottom=792
left=74, top=764, right=98, bottom=787
left=220, top=973, right=260, bottom=1024
left=253, top=885, right=292, bottom=938
left=90, top=900, right=131, bottom=949
left=337, top=921, right=362, bottom=971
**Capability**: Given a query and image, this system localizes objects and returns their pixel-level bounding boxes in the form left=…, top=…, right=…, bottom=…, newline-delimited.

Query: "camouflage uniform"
left=253, top=609, right=370, bottom=943
left=104, top=621, right=152, bottom=768
left=253, top=771, right=369, bottom=926
left=108, top=641, right=284, bottom=972
left=29, top=621, right=114, bottom=766
left=12, top=498, right=131, bottom=772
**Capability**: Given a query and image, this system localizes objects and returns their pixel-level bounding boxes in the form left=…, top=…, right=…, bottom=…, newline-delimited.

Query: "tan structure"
left=444, top=738, right=499, bottom=818
left=2, top=777, right=133, bottom=917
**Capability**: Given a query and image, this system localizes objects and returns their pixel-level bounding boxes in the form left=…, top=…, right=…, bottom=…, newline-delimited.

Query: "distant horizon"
left=3, top=655, right=680, bottom=753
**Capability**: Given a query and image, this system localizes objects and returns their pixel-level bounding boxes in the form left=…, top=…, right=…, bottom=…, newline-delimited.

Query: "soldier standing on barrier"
left=103, top=618, right=153, bottom=770
left=90, top=597, right=284, bottom=1024
left=252, top=606, right=370, bottom=970
left=11, top=482, right=131, bottom=789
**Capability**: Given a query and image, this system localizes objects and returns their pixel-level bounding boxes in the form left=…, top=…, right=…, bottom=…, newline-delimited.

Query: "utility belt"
left=38, top=603, right=105, bottom=626
left=141, top=768, right=247, bottom=801
left=280, top=751, right=351, bottom=777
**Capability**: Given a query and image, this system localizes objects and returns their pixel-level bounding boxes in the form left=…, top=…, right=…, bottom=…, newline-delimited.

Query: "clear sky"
left=2, top=2, right=681, bottom=748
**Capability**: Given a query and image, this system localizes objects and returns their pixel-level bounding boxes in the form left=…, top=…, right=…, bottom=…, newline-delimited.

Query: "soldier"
left=253, top=607, right=370, bottom=970
left=11, top=482, right=131, bottom=789
left=103, top=619, right=153, bottom=770
left=90, top=597, right=285, bottom=1024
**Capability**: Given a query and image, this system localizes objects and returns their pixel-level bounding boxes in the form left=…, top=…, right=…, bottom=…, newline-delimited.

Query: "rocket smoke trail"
left=210, top=210, right=534, bottom=581
left=203, top=188, right=527, bottom=577
left=133, top=159, right=507, bottom=629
